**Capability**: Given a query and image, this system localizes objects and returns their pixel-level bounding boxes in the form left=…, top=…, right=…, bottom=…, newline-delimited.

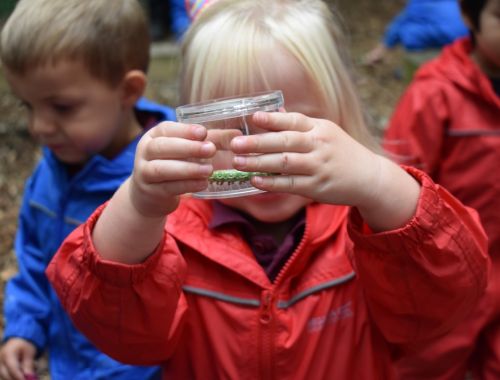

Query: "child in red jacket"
left=384, top=0, right=500, bottom=378
left=46, top=1, right=489, bottom=379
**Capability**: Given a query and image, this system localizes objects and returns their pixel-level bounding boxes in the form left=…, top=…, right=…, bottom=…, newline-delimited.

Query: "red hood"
left=415, top=37, right=500, bottom=108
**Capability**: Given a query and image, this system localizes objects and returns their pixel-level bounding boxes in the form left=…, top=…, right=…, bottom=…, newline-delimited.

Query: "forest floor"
left=0, top=0, right=408, bottom=377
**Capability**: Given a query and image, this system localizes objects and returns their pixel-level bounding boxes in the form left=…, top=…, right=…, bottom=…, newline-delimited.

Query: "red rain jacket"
left=385, top=37, right=500, bottom=260
left=47, top=168, right=488, bottom=380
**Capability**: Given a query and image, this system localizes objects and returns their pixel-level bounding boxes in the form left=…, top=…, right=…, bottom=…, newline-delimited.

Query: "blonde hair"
left=181, top=0, right=377, bottom=149
left=0, top=0, right=149, bottom=86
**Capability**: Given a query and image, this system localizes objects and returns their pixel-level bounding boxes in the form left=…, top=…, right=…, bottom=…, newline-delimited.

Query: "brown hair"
left=0, top=0, right=150, bottom=86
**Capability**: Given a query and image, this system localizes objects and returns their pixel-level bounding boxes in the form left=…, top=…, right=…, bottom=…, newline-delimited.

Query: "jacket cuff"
left=79, top=203, right=168, bottom=287
left=3, top=315, right=46, bottom=352
left=347, top=166, right=442, bottom=252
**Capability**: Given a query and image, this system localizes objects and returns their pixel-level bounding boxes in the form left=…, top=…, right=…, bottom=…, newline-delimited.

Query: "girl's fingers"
left=140, top=159, right=213, bottom=184
left=232, top=152, right=315, bottom=175
left=251, top=174, right=311, bottom=194
left=148, top=122, right=207, bottom=141
left=252, top=111, right=313, bottom=133
left=231, top=130, right=312, bottom=154
left=143, top=137, right=216, bottom=161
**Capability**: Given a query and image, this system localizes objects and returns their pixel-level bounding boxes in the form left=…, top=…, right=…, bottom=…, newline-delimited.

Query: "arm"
left=348, top=167, right=489, bottom=344
left=47, top=121, right=216, bottom=364
left=230, top=111, right=420, bottom=232
left=1, top=180, right=50, bottom=379
left=93, top=121, right=216, bottom=264
left=229, top=111, right=488, bottom=343
left=46, top=205, right=189, bottom=365
left=363, top=8, right=407, bottom=65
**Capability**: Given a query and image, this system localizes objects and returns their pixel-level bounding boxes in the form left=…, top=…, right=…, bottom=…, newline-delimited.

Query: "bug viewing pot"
left=176, top=91, right=284, bottom=199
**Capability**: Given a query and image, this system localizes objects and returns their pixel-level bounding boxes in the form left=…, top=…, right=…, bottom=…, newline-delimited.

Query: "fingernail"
left=201, top=142, right=213, bottom=154
left=253, top=176, right=263, bottom=185
left=232, top=136, right=245, bottom=149
left=193, top=125, right=205, bottom=138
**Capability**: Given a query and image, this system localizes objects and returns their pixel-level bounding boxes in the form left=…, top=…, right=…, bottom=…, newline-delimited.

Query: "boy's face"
left=471, top=0, right=500, bottom=76
left=5, top=60, right=140, bottom=164
left=218, top=48, right=326, bottom=223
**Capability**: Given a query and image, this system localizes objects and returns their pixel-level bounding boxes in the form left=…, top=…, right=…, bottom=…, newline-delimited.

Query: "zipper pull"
left=260, top=291, right=273, bottom=325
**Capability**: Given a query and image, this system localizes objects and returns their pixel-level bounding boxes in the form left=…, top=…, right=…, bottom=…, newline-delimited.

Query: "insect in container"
left=208, top=169, right=274, bottom=185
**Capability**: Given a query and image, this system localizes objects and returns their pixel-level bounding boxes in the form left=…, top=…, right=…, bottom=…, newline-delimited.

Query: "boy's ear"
left=120, top=70, right=147, bottom=107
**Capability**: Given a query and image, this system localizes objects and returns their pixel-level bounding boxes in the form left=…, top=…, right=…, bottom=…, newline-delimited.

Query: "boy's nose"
left=31, top=115, right=57, bottom=137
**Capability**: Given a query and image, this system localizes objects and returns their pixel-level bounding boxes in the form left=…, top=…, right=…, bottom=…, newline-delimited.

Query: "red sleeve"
left=383, top=80, right=449, bottom=175
left=348, top=166, right=489, bottom=345
left=46, top=203, right=188, bottom=366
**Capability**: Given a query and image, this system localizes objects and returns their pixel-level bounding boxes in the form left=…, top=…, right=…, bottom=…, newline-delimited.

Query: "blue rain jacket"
left=383, top=0, right=468, bottom=50
left=3, top=98, right=175, bottom=380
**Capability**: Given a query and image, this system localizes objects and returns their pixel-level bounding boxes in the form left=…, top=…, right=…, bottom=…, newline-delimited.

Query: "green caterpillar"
left=208, top=169, right=273, bottom=183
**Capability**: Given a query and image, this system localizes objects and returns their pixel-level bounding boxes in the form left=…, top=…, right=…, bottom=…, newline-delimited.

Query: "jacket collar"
left=42, top=134, right=139, bottom=193
left=167, top=199, right=351, bottom=288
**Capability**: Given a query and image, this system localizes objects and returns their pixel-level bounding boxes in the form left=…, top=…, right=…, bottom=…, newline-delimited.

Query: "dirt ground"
left=0, top=0, right=407, bottom=377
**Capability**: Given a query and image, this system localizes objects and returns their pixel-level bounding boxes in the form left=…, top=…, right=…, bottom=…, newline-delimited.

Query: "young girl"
left=47, top=0, right=489, bottom=379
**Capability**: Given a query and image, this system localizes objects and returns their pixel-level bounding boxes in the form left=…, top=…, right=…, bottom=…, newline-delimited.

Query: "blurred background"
left=0, top=0, right=407, bottom=377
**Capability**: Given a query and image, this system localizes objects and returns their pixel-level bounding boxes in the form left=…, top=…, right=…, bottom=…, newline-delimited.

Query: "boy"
left=0, top=0, right=175, bottom=379
left=384, top=0, right=500, bottom=378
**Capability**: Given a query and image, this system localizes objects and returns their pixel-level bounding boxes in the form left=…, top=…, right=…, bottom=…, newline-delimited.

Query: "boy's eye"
left=52, top=103, right=75, bottom=114
left=18, top=100, right=32, bottom=111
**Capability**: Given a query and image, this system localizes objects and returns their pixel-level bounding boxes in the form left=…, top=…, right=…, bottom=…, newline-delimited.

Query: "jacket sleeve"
left=383, top=80, right=448, bottom=175
left=3, top=179, right=51, bottom=351
left=46, top=203, right=189, bottom=366
left=348, top=167, right=489, bottom=345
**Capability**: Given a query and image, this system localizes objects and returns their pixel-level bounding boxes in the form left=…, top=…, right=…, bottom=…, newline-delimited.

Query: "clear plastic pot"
left=176, top=90, right=284, bottom=199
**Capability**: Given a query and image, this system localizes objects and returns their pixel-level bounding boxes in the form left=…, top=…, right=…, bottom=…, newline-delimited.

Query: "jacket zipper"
left=274, top=223, right=310, bottom=286
left=259, top=290, right=274, bottom=380
left=256, top=216, right=310, bottom=379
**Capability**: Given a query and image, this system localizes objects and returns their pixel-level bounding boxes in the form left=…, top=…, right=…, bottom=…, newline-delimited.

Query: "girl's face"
left=218, top=48, right=327, bottom=223
left=5, top=60, right=141, bottom=164
left=471, top=0, right=500, bottom=76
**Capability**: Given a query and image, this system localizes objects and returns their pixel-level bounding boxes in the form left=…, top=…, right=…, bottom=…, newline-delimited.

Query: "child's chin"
left=250, top=192, right=289, bottom=202
left=221, top=193, right=310, bottom=222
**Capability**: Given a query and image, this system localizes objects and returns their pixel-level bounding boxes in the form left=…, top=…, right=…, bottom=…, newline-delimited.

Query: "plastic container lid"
left=176, top=90, right=284, bottom=124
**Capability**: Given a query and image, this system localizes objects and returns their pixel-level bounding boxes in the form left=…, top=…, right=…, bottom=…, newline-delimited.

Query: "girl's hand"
left=231, top=111, right=420, bottom=231
left=130, top=122, right=216, bottom=218
left=231, top=111, right=382, bottom=206
left=93, top=121, right=217, bottom=263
